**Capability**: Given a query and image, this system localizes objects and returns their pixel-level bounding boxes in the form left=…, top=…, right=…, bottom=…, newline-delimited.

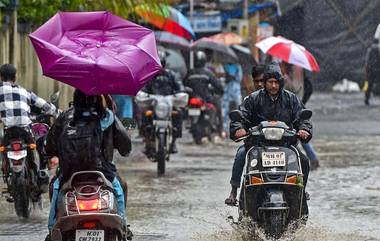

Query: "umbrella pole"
left=189, top=0, right=194, bottom=69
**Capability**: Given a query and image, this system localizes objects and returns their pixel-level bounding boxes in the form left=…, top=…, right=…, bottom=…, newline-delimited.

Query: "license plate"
left=7, top=150, right=27, bottom=160
left=75, top=230, right=104, bottom=241
left=262, top=152, right=286, bottom=167
left=188, top=108, right=201, bottom=116
left=153, top=120, right=170, bottom=127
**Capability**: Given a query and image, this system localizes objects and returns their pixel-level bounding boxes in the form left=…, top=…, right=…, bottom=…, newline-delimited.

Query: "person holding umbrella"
left=222, top=62, right=243, bottom=137
left=28, top=11, right=163, bottom=241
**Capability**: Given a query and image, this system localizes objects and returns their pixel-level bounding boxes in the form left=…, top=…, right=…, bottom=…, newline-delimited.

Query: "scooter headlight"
left=262, top=128, right=284, bottom=140
left=155, top=103, right=170, bottom=118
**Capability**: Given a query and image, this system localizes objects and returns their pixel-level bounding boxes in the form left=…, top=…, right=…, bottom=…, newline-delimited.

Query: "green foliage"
left=16, top=0, right=169, bottom=26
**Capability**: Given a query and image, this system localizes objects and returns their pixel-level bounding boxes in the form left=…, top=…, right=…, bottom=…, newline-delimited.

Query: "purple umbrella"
left=29, top=11, right=162, bottom=95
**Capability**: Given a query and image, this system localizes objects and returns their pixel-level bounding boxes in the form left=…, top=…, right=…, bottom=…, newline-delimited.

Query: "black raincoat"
left=230, top=62, right=312, bottom=140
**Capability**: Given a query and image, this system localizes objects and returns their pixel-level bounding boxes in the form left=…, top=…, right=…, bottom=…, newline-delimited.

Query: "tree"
left=17, top=0, right=169, bottom=26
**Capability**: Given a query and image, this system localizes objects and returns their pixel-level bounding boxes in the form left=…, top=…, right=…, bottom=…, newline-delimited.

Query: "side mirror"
left=229, top=110, right=243, bottom=122
left=50, top=91, right=60, bottom=105
left=299, top=109, right=312, bottom=120
left=184, top=86, right=193, bottom=94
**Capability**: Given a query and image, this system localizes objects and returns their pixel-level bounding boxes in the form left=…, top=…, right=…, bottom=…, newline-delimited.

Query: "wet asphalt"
left=0, top=91, right=380, bottom=241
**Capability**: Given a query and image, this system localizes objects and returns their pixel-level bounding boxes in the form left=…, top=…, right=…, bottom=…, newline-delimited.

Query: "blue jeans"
left=302, top=142, right=318, bottom=162
left=223, top=82, right=241, bottom=131
left=48, top=177, right=126, bottom=230
left=230, top=145, right=246, bottom=188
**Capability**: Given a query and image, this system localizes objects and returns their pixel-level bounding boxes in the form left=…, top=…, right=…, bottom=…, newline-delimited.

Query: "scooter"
left=229, top=109, right=312, bottom=239
left=50, top=171, right=130, bottom=241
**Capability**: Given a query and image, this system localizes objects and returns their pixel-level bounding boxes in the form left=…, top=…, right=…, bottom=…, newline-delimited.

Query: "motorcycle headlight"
left=155, top=103, right=170, bottom=118
left=262, top=128, right=284, bottom=140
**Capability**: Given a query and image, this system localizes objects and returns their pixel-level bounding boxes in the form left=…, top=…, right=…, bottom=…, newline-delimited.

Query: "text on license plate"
left=188, top=108, right=201, bottom=116
left=262, top=152, right=286, bottom=167
left=75, top=229, right=104, bottom=241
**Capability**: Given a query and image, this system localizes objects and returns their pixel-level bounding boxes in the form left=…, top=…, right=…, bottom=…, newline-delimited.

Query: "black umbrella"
left=191, top=37, right=238, bottom=62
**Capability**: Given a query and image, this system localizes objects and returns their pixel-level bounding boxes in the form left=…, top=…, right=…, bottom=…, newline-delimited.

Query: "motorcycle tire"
left=264, top=210, right=285, bottom=239
left=157, top=133, right=166, bottom=176
left=12, top=171, right=31, bottom=218
left=191, top=123, right=203, bottom=145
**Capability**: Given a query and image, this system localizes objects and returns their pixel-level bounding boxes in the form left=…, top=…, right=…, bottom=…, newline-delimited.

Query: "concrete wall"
left=0, top=26, right=74, bottom=109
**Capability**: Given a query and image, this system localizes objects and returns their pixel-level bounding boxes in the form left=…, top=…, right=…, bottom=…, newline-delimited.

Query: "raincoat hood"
left=263, top=62, right=285, bottom=90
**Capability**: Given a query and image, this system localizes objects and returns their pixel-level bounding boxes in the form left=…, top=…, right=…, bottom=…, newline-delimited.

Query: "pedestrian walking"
left=222, top=62, right=243, bottom=136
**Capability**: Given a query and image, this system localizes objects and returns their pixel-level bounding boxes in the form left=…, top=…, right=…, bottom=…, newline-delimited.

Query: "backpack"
left=57, top=118, right=104, bottom=180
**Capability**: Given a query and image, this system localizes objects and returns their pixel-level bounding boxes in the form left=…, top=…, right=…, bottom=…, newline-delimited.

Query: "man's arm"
left=230, top=95, right=255, bottom=140
left=113, top=116, right=131, bottom=156
left=45, top=112, right=65, bottom=156
left=290, top=94, right=312, bottom=141
left=30, top=91, right=57, bottom=116
left=206, top=70, right=224, bottom=95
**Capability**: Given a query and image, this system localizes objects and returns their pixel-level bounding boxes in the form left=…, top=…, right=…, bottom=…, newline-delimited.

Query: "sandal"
left=225, top=196, right=237, bottom=206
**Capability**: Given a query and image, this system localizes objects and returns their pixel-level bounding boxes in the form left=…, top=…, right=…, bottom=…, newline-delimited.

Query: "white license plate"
left=188, top=108, right=201, bottom=116
left=262, top=152, right=286, bottom=167
left=153, top=120, right=170, bottom=127
left=75, top=230, right=104, bottom=241
left=7, top=150, right=27, bottom=160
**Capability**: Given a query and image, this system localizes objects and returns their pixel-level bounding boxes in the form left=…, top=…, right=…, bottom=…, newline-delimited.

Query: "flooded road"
left=0, top=92, right=380, bottom=241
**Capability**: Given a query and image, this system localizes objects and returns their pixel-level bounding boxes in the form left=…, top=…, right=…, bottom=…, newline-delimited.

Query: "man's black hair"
left=251, top=64, right=265, bottom=79
left=0, top=64, right=16, bottom=82
left=73, top=89, right=106, bottom=122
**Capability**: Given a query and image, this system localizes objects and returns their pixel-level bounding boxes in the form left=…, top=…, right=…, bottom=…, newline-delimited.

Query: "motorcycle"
left=135, top=91, right=188, bottom=175
left=187, top=96, right=218, bottom=145
left=50, top=171, right=130, bottom=241
left=0, top=124, right=47, bottom=218
left=229, top=109, right=312, bottom=239
left=0, top=92, right=59, bottom=218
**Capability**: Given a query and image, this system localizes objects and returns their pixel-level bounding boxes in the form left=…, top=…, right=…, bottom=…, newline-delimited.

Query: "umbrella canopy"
left=155, top=31, right=190, bottom=50
left=191, top=37, right=238, bottom=62
left=209, top=32, right=243, bottom=46
left=136, top=4, right=195, bottom=40
left=29, top=11, right=162, bottom=95
left=255, top=36, right=320, bottom=72
left=231, top=45, right=257, bottom=75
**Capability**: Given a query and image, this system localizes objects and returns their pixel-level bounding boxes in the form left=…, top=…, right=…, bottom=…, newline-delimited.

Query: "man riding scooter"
left=225, top=62, right=312, bottom=215
left=0, top=64, right=57, bottom=198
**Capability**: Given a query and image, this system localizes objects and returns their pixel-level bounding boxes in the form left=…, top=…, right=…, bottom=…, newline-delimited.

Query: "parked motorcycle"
left=50, top=171, right=130, bottom=241
left=135, top=91, right=188, bottom=175
left=229, top=109, right=312, bottom=239
left=187, top=96, right=217, bottom=145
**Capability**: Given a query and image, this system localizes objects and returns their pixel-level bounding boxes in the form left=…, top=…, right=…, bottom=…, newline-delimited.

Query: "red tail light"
left=11, top=142, right=22, bottom=151
left=78, top=199, right=100, bottom=211
left=189, top=98, right=203, bottom=107
left=81, top=221, right=97, bottom=229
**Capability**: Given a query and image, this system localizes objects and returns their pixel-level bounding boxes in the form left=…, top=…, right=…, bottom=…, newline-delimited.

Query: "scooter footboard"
left=51, top=213, right=126, bottom=241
